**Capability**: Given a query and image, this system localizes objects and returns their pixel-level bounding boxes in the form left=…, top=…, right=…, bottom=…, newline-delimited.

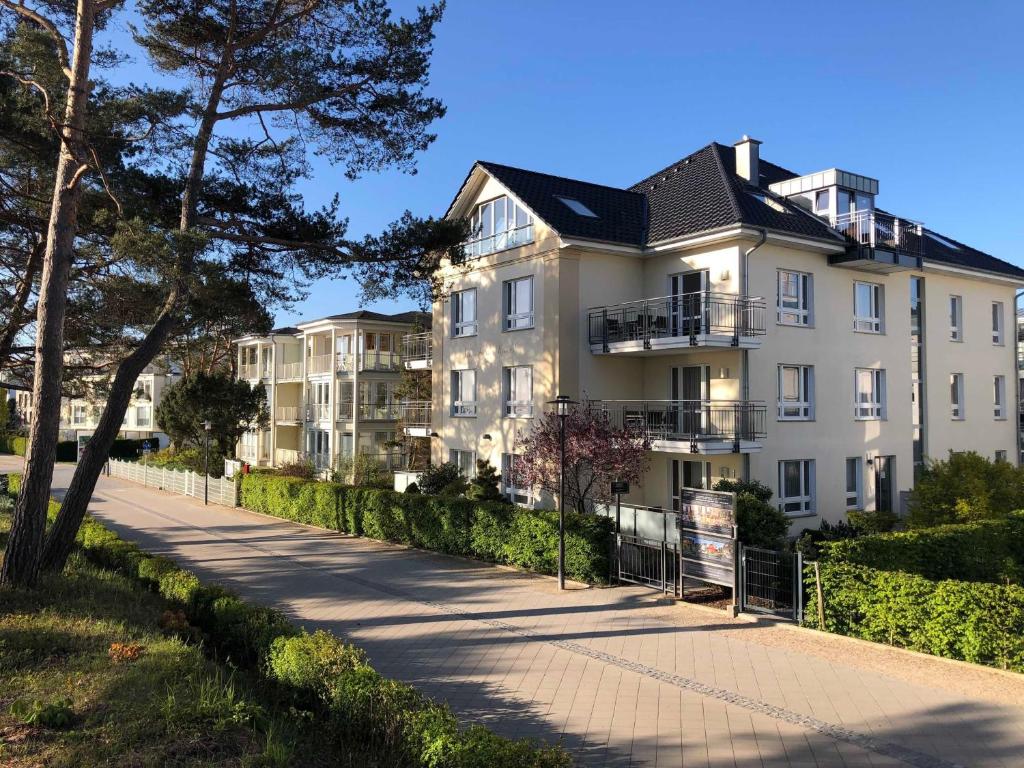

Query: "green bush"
left=908, top=450, right=1024, bottom=527
left=806, top=560, right=1024, bottom=671
left=0, top=435, right=28, bottom=456
left=821, top=512, right=1024, bottom=584
left=418, top=462, right=464, bottom=496
left=713, top=478, right=790, bottom=549
left=239, top=473, right=612, bottom=584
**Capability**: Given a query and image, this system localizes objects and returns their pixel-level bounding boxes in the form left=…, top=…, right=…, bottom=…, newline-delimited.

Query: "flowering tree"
left=512, top=403, right=651, bottom=514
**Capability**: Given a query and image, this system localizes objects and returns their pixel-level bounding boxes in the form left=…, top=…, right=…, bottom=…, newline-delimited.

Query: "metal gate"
left=739, top=545, right=803, bottom=621
left=616, top=533, right=680, bottom=596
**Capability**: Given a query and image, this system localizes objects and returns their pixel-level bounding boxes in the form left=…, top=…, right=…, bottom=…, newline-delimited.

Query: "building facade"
left=420, top=137, right=1023, bottom=527
left=234, top=310, right=429, bottom=471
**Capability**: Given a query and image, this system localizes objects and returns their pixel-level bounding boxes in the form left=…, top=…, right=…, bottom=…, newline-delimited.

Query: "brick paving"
left=9, top=456, right=1024, bottom=767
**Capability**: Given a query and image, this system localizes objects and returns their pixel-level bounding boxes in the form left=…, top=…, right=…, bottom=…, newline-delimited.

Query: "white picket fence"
left=108, top=458, right=239, bottom=507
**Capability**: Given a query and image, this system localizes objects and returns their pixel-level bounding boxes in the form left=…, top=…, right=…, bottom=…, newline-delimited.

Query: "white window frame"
left=950, top=373, right=964, bottom=420
left=996, top=450, right=1008, bottom=463
left=501, top=453, right=532, bottom=505
left=949, top=295, right=963, bottom=341
left=135, top=405, right=152, bottom=428
left=502, top=365, right=533, bottom=418
left=778, top=459, right=815, bottom=517
left=467, top=195, right=534, bottom=258
left=845, top=457, right=863, bottom=510
left=450, top=369, right=477, bottom=417
left=992, top=301, right=1004, bottom=345
left=452, top=288, right=477, bottom=338
left=853, top=281, right=884, bottom=333
left=503, top=276, right=534, bottom=331
left=854, top=368, right=886, bottom=420
left=449, top=448, right=477, bottom=478
left=777, top=364, right=814, bottom=420
left=777, top=269, right=812, bottom=326
left=994, top=375, right=1006, bottom=420
left=71, top=405, right=87, bottom=425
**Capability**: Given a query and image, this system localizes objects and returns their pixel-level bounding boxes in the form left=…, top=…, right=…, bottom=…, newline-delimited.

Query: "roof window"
left=925, top=231, right=961, bottom=251
left=556, top=196, right=598, bottom=218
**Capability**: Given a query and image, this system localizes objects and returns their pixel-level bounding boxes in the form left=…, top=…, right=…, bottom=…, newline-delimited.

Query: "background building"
left=424, top=136, right=1023, bottom=527
left=234, top=310, right=429, bottom=471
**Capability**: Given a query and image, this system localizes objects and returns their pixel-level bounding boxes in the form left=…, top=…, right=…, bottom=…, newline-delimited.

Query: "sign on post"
left=610, top=480, right=630, bottom=495
left=675, top=488, right=737, bottom=589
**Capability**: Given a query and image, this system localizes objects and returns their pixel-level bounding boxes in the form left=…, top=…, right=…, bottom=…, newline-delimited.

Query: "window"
left=845, top=457, right=863, bottom=510
left=778, top=460, right=815, bottom=516
left=71, top=405, right=86, bottom=425
left=449, top=449, right=476, bottom=478
left=910, top=277, right=924, bottom=337
left=949, top=295, right=963, bottom=341
left=853, top=282, right=883, bottom=333
left=136, top=406, right=152, bottom=427
left=465, top=195, right=534, bottom=258
left=450, top=370, right=477, bottom=417
left=502, top=453, right=531, bottom=505
left=996, top=450, right=1008, bottom=463
left=777, top=365, right=814, bottom=420
left=503, top=276, right=534, bottom=330
left=992, top=302, right=1004, bottom=344
left=854, top=368, right=886, bottom=420
left=950, top=373, right=964, bottom=419
left=777, top=270, right=812, bottom=326
left=503, top=366, right=533, bottom=417
left=994, top=375, right=1006, bottom=419
left=814, top=189, right=830, bottom=214
left=556, top=196, right=597, bottom=217
left=452, top=289, right=477, bottom=338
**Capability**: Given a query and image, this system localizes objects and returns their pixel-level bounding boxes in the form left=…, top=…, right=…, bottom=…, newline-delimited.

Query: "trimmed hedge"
left=0, top=473, right=571, bottom=768
left=0, top=435, right=27, bottom=456
left=240, top=472, right=612, bottom=584
left=822, top=512, right=1024, bottom=584
left=0, top=437, right=144, bottom=461
left=806, top=560, right=1024, bottom=672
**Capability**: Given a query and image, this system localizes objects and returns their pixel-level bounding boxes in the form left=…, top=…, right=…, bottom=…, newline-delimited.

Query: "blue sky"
left=103, top=1, right=1024, bottom=325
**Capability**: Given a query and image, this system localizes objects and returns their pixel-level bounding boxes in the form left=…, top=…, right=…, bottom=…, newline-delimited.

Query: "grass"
left=0, top=514, right=328, bottom=767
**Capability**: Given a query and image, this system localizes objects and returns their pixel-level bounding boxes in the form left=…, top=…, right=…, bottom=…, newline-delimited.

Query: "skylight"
left=556, top=196, right=598, bottom=218
left=747, top=191, right=788, bottom=214
left=925, top=231, right=961, bottom=251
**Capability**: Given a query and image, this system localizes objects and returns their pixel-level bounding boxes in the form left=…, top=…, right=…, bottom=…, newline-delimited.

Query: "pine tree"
left=468, top=459, right=502, bottom=502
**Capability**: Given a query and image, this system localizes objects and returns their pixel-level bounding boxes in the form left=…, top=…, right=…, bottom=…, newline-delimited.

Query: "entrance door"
left=874, top=456, right=895, bottom=513
left=671, top=365, right=709, bottom=439
left=671, top=459, right=712, bottom=511
left=669, top=270, right=708, bottom=337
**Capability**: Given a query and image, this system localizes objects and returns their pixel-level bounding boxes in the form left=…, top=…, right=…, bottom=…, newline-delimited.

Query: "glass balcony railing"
left=452, top=223, right=535, bottom=263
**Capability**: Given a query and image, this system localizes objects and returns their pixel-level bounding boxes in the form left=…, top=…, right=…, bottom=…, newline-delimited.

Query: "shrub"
left=332, top=452, right=392, bottom=488
left=908, top=450, right=1024, bottom=527
left=713, top=478, right=790, bottom=549
left=404, top=481, right=420, bottom=494
left=268, top=631, right=368, bottom=706
left=418, top=462, right=463, bottom=496
left=0, top=435, right=28, bottom=456
left=279, top=458, right=318, bottom=479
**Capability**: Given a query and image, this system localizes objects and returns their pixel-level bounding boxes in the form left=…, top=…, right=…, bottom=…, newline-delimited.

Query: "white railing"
left=305, top=403, right=331, bottom=422
left=108, top=458, right=238, bottom=507
left=275, top=448, right=300, bottom=466
left=307, top=353, right=333, bottom=375
left=276, top=405, right=301, bottom=421
left=360, top=350, right=401, bottom=372
left=337, top=352, right=356, bottom=374
left=277, top=361, right=303, bottom=380
left=239, top=364, right=260, bottom=380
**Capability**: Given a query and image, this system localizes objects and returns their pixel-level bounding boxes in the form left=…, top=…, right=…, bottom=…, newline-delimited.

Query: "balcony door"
left=671, top=365, right=709, bottom=439
left=874, top=455, right=895, bottom=513
left=669, top=269, right=708, bottom=337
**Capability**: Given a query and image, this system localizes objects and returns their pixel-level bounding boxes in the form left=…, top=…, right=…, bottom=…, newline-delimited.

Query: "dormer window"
left=464, top=195, right=534, bottom=259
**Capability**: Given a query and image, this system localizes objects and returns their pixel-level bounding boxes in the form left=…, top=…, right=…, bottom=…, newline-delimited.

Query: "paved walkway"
left=7, top=456, right=1024, bottom=767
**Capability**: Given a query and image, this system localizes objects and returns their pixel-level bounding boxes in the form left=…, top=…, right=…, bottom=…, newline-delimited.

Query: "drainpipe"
left=741, top=228, right=768, bottom=482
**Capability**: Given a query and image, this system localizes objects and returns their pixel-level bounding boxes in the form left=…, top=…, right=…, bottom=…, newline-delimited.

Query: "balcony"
left=358, top=401, right=399, bottom=421
left=590, top=399, right=767, bottom=454
left=307, top=353, right=334, bottom=376
left=361, top=350, right=401, bottom=372
left=277, top=361, right=303, bottom=381
left=275, top=405, right=302, bottom=422
left=337, top=401, right=354, bottom=421
left=305, top=403, right=331, bottom=422
left=401, top=333, right=432, bottom=369
left=239, top=363, right=260, bottom=380
left=829, top=210, right=923, bottom=272
left=588, top=292, right=766, bottom=355
left=399, top=400, right=432, bottom=436
left=274, top=448, right=300, bottom=466
left=452, top=223, right=534, bottom=264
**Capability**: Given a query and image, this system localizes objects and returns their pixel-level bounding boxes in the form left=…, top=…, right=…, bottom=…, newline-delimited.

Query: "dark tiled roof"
left=270, top=326, right=299, bottom=335
left=461, top=142, right=1023, bottom=280
left=324, top=309, right=431, bottom=326
left=475, top=162, right=647, bottom=246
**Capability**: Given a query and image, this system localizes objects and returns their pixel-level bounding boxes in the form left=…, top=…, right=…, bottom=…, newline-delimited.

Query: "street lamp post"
left=203, top=420, right=212, bottom=505
left=547, top=395, right=577, bottom=590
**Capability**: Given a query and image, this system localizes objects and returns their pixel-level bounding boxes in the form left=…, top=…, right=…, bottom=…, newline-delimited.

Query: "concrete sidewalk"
left=6, top=455, right=1024, bottom=767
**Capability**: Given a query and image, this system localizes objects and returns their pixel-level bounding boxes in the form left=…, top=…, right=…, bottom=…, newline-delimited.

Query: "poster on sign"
left=676, top=488, right=737, bottom=588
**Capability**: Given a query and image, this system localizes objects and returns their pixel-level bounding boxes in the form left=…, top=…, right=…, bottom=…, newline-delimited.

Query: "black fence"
left=592, top=400, right=767, bottom=448
left=739, top=545, right=803, bottom=622
left=616, top=533, right=680, bottom=595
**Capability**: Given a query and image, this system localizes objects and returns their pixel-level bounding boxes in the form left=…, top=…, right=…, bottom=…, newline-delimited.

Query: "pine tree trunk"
left=40, top=68, right=229, bottom=573
left=1, top=1, right=97, bottom=588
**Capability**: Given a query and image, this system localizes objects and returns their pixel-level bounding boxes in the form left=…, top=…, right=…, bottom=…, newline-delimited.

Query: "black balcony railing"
left=832, top=210, right=924, bottom=258
left=589, top=399, right=767, bottom=451
left=588, top=292, right=766, bottom=350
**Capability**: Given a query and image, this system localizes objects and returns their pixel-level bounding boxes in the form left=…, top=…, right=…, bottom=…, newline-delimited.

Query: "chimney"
left=734, top=135, right=762, bottom=185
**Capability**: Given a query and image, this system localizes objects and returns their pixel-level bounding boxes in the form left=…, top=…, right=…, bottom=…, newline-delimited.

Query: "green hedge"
left=240, top=472, right=612, bottom=584
left=806, top=560, right=1024, bottom=672
left=0, top=473, right=570, bottom=768
left=822, top=512, right=1024, bottom=584
left=0, top=437, right=144, bottom=461
left=0, top=435, right=27, bottom=456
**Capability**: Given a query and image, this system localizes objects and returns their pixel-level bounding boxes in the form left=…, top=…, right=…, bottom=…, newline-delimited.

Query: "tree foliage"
left=908, top=451, right=1024, bottom=528
left=467, top=459, right=502, bottom=501
left=513, top=404, right=651, bottom=515
left=712, top=478, right=791, bottom=549
left=155, top=373, right=268, bottom=457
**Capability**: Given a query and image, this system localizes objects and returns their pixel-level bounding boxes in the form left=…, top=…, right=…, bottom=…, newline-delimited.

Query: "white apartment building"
left=234, top=310, right=429, bottom=471
left=420, top=136, right=1023, bottom=528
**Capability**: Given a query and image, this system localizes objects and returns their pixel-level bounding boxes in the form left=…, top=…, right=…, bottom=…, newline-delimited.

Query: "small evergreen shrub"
left=418, top=462, right=463, bottom=496
left=713, top=478, right=790, bottom=549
